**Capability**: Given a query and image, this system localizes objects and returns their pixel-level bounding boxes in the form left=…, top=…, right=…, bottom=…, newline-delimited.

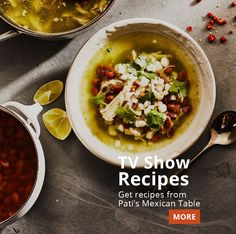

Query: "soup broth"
left=0, top=0, right=110, bottom=33
left=81, top=32, right=200, bottom=152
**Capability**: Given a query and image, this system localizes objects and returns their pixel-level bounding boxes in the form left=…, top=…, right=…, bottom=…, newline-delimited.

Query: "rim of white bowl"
left=65, top=18, right=216, bottom=168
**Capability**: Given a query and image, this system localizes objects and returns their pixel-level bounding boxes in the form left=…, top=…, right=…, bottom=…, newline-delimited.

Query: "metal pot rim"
left=0, top=105, right=45, bottom=229
left=0, top=0, right=116, bottom=39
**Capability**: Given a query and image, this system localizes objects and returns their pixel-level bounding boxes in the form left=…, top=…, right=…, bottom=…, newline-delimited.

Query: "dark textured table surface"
left=0, top=0, right=236, bottom=233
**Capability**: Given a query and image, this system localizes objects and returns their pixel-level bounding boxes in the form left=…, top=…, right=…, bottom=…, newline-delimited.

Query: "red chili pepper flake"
left=220, top=36, right=227, bottom=43
left=196, top=0, right=202, bottom=3
left=186, top=25, right=193, bottom=32
left=231, top=2, right=236, bottom=7
left=208, top=33, right=216, bottom=43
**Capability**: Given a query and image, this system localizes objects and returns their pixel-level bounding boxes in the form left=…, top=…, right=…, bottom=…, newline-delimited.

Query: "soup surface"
left=0, top=109, right=37, bottom=223
left=81, top=32, right=200, bottom=152
left=0, top=0, right=110, bottom=33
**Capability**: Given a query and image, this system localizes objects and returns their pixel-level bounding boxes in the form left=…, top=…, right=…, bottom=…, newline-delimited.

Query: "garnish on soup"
left=91, top=51, right=192, bottom=143
left=0, top=0, right=110, bottom=33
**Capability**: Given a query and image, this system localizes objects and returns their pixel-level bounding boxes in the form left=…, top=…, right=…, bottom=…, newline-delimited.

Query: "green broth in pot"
left=0, top=0, right=110, bottom=33
left=80, top=32, right=200, bottom=152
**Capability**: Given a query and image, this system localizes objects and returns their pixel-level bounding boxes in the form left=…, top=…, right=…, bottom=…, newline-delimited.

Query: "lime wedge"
left=34, top=80, right=63, bottom=105
left=43, top=108, right=72, bottom=140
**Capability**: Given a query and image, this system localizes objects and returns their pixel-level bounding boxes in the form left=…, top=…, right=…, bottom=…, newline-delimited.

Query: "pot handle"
left=0, top=30, right=20, bottom=42
left=2, top=102, right=43, bottom=137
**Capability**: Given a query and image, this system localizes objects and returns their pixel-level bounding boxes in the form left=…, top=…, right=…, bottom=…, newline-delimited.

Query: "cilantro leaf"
left=139, top=92, right=155, bottom=103
left=146, top=110, right=165, bottom=130
left=134, top=55, right=148, bottom=69
left=92, top=92, right=105, bottom=105
left=169, top=79, right=188, bottom=98
left=134, top=55, right=153, bottom=70
left=127, top=64, right=138, bottom=75
left=140, top=71, right=158, bottom=80
left=115, top=105, right=136, bottom=123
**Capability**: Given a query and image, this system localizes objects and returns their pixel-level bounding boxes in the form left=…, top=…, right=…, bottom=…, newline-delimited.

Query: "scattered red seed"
left=196, top=0, right=202, bottom=3
left=211, top=15, right=218, bottom=22
left=202, top=5, right=234, bottom=45
left=217, top=18, right=226, bottom=25
left=207, top=24, right=214, bottom=30
left=209, top=19, right=215, bottom=25
left=205, top=11, right=228, bottom=44
left=220, top=36, right=227, bottom=43
left=208, top=33, right=216, bottom=43
left=207, top=12, right=214, bottom=18
left=186, top=25, right=193, bottom=32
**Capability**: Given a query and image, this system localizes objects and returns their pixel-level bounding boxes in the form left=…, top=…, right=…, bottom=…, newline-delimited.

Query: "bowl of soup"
left=0, top=102, right=45, bottom=228
left=0, top=0, right=116, bottom=41
left=65, top=18, right=216, bottom=167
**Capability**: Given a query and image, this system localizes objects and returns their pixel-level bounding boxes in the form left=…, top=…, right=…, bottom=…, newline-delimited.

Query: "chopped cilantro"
left=146, top=110, right=165, bottom=130
left=115, top=105, right=136, bottom=123
left=135, top=55, right=147, bottom=69
left=139, top=92, right=155, bottom=103
left=92, top=92, right=105, bottom=105
left=140, top=71, right=158, bottom=80
left=134, top=55, right=152, bottom=70
left=130, top=55, right=157, bottom=79
left=169, top=79, right=188, bottom=98
left=127, top=64, right=138, bottom=75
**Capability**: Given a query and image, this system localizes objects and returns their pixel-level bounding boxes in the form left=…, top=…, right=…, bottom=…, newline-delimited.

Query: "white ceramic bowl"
left=65, top=18, right=216, bottom=168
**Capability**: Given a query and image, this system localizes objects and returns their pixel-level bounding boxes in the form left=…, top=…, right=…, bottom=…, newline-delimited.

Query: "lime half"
left=34, top=80, right=63, bottom=105
left=43, top=108, right=72, bottom=140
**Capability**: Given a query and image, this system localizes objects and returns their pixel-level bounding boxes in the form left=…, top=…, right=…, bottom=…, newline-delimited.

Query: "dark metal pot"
left=0, top=0, right=116, bottom=42
left=0, top=102, right=45, bottom=230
